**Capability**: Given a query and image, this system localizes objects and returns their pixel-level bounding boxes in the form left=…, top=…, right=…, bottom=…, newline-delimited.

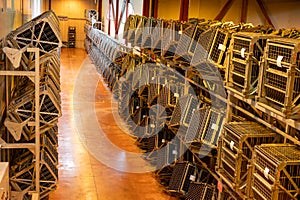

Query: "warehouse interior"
left=0, top=0, right=300, bottom=199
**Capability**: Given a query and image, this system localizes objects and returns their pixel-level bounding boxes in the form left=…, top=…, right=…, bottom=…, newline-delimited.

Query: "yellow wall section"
left=51, top=0, right=96, bottom=48
left=156, top=0, right=300, bottom=29
left=157, top=0, right=180, bottom=20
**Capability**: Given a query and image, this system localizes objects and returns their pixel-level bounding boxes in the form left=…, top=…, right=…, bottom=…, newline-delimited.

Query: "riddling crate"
left=184, top=107, right=210, bottom=143
left=174, top=21, right=210, bottom=65
left=141, top=17, right=158, bottom=49
left=168, top=162, right=196, bottom=194
left=200, top=109, right=225, bottom=146
left=157, top=83, right=185, bottom=110
left=258, top=38, right=300, bottom=118
left=190, top=28, right=218, bottom=66
left=123, top=15, right=139, bottom=44
left=217, top=122, right=280, bottom=196
left=169, top=94, right=200, bottom=137
left=208, top=28, right=231, bottom=69
left=151, top=19, right=169, bottom=55
left=156, top=142, right=178, bottom=169
left=185, top=182, right=216, bottom=200
left=169, top=94, right=199, bottom=128
left=133, top=16, right=148, bottom=47
left=161, top=20, right=191, bottom=60
left=226, top=32, right=273, bottom=97
left=252, top=144, right=300, bottom=200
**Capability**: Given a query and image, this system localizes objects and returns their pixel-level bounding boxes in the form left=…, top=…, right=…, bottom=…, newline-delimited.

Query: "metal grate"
left=201, top=109, right=225, bottom=146
left=208, top=29, right=230, bottom=67
left=233, top=38, right=250, bottom=53
left=151, top=19, right=168, bottom=53
left=161, top=20, right=189, bottom=59
left=174, top=22, right=209, bottom=65
left=41, top=134, right=58, bottom=163
left=168, top=162, right=196, bottom=194
left=141, top=17, right=158, bottom=48
left=123, top=15, right=138, bottom=43
left=169, top=94, right=199, bottom=137
left=185, top=107, right=210, bottom=143
left=157, top=83, right=184, bottom=109
left=156, top=142, right=178, bottom=169
left=267, top=42, right=293, bottom=63
left=185, top=182, right=216, bottom=200
left=193, top=61, right=226, bottom=97
left=133, top=16, right=148, bottom=47
left=44, top=125, right=58, bottom=146
left=191, top=28, right=216, bottom=66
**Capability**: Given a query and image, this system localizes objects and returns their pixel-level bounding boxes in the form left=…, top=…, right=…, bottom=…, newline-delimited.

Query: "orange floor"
left=49, top=48, right=173, bottom=200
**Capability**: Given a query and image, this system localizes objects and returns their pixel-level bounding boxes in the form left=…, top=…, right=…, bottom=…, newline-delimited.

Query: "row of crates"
left=85, top=17, right=300, bottom=200
left=0, top=10, right=62, bottom=199
left=85, top=24, right=129, bottom=66
left=85, top=36, right=224, bottom=200
left=217, top=121, right=300, bottom=199
left=85, top=21, right=230, bottom=200
left=123, top=15, right=273, bottom=68
left=124, top=15, right=300, bottom=119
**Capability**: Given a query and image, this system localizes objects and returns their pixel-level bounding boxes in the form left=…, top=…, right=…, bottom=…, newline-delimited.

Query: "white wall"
left=0, top=0, right=23, bottom=38
left=102, top=0, right=143, bottom=39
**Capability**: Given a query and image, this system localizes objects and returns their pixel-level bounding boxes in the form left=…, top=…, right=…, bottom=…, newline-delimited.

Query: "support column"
left=241, top=0, right=248, bottom=23
left=152, top=0, right=158, bottom=18
left=97, top=0, right=102, bottom=22
left=256, top=0, right=275, bottom=28
left=143, top=0, right=150, bottom=17
left=214, top=0, right=235, bottom=21
left=115, top=0, right=120, bottom=36
left=179, top=0, right=189, bottom=22
left=108, top=0, right=111, bottom=35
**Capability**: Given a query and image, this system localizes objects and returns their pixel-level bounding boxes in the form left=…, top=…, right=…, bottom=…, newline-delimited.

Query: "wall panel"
left=51, top=0, right=96, bottom=48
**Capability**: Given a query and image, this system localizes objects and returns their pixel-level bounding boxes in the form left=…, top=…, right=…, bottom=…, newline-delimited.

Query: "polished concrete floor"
left=49, top=48, right=173, bottom=200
